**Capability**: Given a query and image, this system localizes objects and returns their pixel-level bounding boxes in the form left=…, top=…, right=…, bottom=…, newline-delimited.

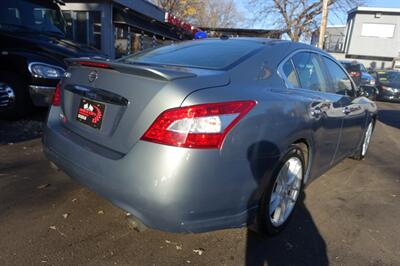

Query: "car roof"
left=203, top=37, right=331, bottom=56
left=176, top=37, right=333, bottom=62
left=206, top=37, right=288, bottom=43
left=198, top=37, right=320, bottom=50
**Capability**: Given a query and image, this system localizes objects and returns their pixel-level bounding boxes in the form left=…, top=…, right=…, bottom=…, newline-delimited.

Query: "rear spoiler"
left=54, top=0, right=65, bottom=5
left=64, top=58, right=197, bottom=81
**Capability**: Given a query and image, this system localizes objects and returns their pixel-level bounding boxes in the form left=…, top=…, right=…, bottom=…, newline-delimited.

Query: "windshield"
left=0, top=0, right=66, bottom=36
left=360, top=64, right=367, bottom=72
left=377, top=71, right=400, bottom=83
left=119, top=39, right=264, bottom=70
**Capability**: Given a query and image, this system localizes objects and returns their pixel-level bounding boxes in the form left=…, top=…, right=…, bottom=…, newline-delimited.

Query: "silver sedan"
left=43, top=38, right=377, bottom=235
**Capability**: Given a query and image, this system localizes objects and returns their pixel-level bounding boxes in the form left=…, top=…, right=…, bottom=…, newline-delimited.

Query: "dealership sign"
left=165, top=12, right=201, bottom=35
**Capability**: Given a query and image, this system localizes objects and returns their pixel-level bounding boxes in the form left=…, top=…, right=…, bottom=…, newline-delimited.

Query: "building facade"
left=342, top=7, right=400, bottom=69
left=311, top=25, right=346, bottom=53
left=60, top=0, right=197, bottom=59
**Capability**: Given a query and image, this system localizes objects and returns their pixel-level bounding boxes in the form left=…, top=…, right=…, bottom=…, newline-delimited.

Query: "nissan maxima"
left=43, top=38, right=377, bottom=235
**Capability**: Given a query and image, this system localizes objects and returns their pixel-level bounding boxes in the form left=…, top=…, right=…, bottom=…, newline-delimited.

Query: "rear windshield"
left=119, top=39, right=264, bottom=70
left=341, top=62, right=361, bottom=73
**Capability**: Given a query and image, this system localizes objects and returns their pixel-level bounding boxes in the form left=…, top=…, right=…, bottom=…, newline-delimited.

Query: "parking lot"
left=0, top=101, right=399, bottom=266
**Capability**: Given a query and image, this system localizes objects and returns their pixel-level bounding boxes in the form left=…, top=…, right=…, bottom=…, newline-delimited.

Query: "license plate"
left=76, top=98, right=105, bottom=129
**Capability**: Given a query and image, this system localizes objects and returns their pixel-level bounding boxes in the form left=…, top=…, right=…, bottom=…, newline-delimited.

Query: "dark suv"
left=0, top=0, right=103, bottom=119
left=340, top=60, right=377, bottom=99
left=370, top=70, right=400, bottom=102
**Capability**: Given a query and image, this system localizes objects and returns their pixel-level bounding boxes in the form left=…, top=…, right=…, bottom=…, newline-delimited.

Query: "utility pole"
left=318, top=0, right=329, bottom=49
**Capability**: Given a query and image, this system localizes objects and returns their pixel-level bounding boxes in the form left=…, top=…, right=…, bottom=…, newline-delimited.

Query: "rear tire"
left=257, top=145, right=305, bottom=236
left=0, top=73, right=33, bottom=120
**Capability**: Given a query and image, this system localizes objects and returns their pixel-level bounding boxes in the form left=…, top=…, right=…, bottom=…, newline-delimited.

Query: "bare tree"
left=191, top=0, right=244, bottom=28
left=150, top=0, right=201, bottom=19
left=151, top=0, right=243, bottom=28
left=247, top=0, right=363, bottom=42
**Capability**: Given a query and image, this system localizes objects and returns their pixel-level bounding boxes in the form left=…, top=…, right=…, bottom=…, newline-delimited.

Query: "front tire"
left=0, top=73, right=32, bottom=120
left=257, top=145, right=305, bottom=236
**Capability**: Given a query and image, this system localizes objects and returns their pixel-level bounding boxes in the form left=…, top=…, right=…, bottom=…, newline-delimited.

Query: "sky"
left=235, top=0, right=400, bottom=29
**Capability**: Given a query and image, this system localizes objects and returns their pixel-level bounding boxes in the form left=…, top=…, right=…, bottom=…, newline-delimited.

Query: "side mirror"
left=355, top=86, right=366, bottom=97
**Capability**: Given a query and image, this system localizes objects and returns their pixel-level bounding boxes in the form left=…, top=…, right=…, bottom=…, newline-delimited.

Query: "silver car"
left=43, top=38, right=377, bottom=235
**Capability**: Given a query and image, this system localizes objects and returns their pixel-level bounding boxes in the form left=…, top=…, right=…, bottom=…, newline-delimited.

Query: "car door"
left=321, top=56, right=367, bottom=159
left=285, top=52, right=345, bottom=175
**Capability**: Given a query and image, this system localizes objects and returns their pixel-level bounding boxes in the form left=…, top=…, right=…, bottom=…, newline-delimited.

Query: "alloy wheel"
left=269, top=157, right=303, bottom=227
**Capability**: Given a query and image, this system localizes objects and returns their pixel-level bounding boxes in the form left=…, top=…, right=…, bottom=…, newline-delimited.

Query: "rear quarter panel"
left=181, top=70, right=316, bottom=212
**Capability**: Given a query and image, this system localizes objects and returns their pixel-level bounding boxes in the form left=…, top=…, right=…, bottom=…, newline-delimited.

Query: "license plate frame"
left=76, top=98, right=105, bottom=130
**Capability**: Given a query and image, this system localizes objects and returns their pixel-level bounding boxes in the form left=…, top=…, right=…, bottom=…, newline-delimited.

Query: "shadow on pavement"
left=245, top=139, right=328, bottom=266
left=378, top=108, right=400, bottom=129
left=245, top=193, right=328, bottom=266
left=0, top=107, right=48, bottom=145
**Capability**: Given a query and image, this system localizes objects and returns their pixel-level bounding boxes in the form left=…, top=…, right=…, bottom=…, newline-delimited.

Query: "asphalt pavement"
left=0, top=102, right=399, bottom=266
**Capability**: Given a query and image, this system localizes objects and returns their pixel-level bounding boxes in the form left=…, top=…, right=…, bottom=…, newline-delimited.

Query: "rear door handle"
left=310, top=99, right=331, bottom=118
left=311, top=107, right=322, bottom=117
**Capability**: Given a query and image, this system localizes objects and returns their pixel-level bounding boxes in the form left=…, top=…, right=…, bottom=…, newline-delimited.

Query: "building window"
left=62, top=10, right=101, bottom=50
left=361, top=23, right=395, bottom=38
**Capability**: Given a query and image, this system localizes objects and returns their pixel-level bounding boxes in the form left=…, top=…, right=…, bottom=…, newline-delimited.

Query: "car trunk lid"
left=59, top=60, right=229, bottom=154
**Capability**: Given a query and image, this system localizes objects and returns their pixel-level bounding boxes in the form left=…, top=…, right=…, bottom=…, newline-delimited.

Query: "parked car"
left=43, top=39, right=377, bottom=236
left=0, top=0, right=103, bottom=119
left=370, top=70, right=400, bottom=102
left=340, top=60, right=378, bottom=99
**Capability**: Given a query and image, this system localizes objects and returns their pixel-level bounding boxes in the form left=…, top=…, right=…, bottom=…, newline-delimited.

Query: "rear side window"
left=291, top=52, right=329, bottom=92
left=119, top=39, right=264, bottom=70
left=322, top=57, right=353, bottom=95
left=282, top=60, right=300, bottom=88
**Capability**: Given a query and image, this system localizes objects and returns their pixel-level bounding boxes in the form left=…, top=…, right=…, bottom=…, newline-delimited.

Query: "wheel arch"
left=292, top=138, right=313, bottom=185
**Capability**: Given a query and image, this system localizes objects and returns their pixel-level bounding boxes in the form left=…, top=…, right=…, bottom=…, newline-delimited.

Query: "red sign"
left=165, top=12, right=200, bottom=34
left=76, top=99, right=105, bottom=129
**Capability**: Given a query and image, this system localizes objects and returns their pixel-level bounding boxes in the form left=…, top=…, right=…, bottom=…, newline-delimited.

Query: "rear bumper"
left=29, top=85, right=55, bottom=106
left=43, top=109, right=265, bottom=233
left=44, top=145, right=254, bottom=233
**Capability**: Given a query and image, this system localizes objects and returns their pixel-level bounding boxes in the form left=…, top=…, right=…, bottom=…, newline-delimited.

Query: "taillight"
left=350, top=71, right=360, bottom=77
left=141, top=100, right=257, bottom=149
left=77, top=61, right=111, bottom=69
left=52, top=82, right=61, bottom=106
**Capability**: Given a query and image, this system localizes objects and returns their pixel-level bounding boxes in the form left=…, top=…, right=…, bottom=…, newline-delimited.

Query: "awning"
left=113, top=5, right=193, bottom=40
